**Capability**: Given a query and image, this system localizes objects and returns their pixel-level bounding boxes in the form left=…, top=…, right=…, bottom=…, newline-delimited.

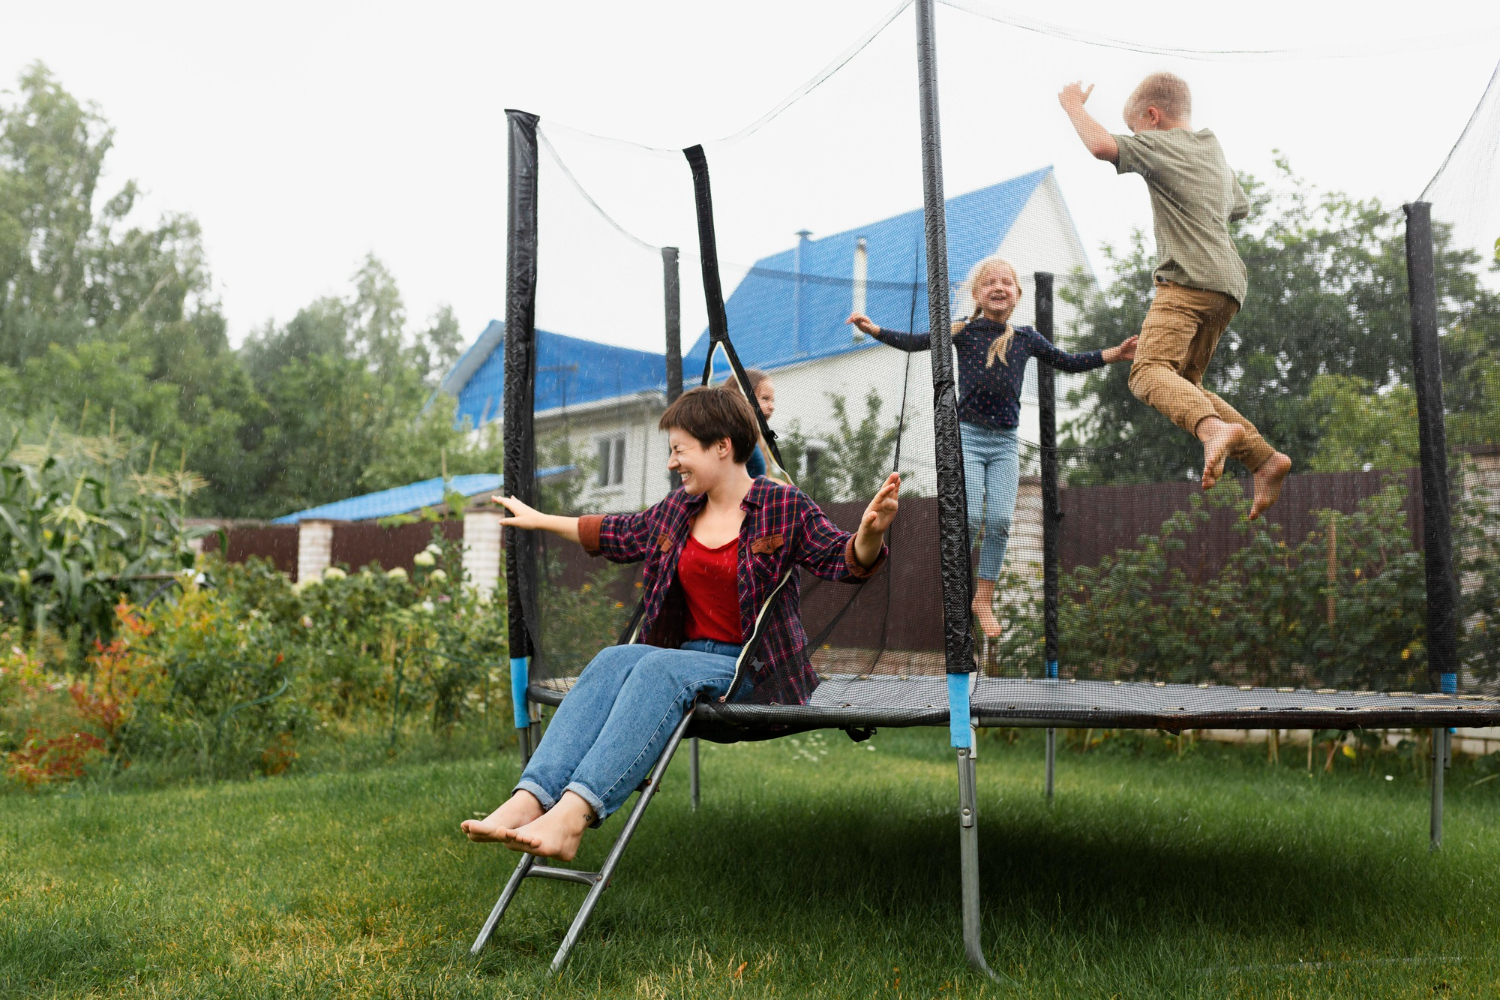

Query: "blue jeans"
left=960, top=422, right=1021, bottom=581
left=515, top=640, right=743, bottom=820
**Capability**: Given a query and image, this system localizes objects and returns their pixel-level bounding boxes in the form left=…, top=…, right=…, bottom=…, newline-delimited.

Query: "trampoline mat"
left=531, top=674, right=1500, bottom=739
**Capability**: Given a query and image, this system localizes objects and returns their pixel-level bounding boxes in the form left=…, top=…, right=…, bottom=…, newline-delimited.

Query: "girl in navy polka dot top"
left=849, top=255, right=1136, bottom=639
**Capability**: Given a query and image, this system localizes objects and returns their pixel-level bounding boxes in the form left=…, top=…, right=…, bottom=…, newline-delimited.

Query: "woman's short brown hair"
left=659, top=385, right=759, bottom=464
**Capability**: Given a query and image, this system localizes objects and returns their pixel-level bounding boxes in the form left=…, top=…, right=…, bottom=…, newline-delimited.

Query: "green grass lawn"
left=4, top=727, right=1500, bottom=998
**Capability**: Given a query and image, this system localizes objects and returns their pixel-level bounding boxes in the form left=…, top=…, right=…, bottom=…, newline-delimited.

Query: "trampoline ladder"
left=469, top=708, right=696, bottom=974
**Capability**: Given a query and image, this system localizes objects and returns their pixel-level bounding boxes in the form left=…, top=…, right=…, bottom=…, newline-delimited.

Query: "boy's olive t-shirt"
left=1113, top=128, right=1250, bottom=305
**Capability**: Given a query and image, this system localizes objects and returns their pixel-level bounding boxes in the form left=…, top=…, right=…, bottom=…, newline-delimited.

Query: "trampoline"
left=466, top=1, right=1500, bottom=978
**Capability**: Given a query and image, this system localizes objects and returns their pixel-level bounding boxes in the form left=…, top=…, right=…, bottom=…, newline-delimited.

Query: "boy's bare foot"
left=461, top=790, right=545, bottom=845
left=1248, top=452, right=1292, bottom=521
left=1198, top=419, right=1245, bottom=491
left=507, top=793, right=594, bottom=861
left=971, top=593, right=1003, bottom=638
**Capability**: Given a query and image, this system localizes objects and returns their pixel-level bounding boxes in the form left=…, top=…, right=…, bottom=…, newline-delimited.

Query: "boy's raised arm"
left=1058, top=82, right=1118, bottom=163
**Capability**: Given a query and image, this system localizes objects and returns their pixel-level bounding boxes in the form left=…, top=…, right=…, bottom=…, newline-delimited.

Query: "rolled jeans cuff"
left=513, top=778, right=557, bottom=812
left=564, top=781, right=609, bottom=827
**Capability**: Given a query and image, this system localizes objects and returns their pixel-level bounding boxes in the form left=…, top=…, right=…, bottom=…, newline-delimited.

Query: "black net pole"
left=913, top=2, right=973, bottom=681
left=1036, top=272, right=1060, bottom=806
left=1035, top=273, right=1060, bottom=680
left=681, top=145, right=785, bottom=470
left=504, top=109, right=541, bottom=759
left=663, top=246, right=683, bottom=490
left=1403, top=202, right=1459, bottom=696
left=916, top=0, right=997, bottom=983
left=663, top=247, right=683, bottom=405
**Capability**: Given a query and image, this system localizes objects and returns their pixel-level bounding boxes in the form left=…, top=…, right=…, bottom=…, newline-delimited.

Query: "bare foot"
left=971, top=593, right=1002, bottom=639
left=507, top=793, right=594, bottom=861
left=1198, top=420, right=1245, bottom=491
left=461, top=790, right=545, bottom=845
left=1248, top=452, right=1292, bottom=521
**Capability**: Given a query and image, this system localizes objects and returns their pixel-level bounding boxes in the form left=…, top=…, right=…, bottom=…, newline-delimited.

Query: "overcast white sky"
left=2, top=0, right=1496, bottom=356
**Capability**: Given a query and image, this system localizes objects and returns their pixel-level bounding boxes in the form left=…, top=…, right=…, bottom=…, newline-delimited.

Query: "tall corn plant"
left=0, top=425, right=206, bottom=655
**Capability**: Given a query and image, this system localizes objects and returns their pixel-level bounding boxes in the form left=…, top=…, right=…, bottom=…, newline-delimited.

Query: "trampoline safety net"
left=500, top=7, right=1500, bottom=733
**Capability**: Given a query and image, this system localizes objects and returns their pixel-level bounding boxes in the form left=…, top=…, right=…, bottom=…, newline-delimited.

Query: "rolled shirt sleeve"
left=584, top=510, right=655, bottom=563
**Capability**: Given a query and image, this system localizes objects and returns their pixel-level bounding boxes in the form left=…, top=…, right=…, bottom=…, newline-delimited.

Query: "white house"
left=442, top=166, right=1096, bottom=527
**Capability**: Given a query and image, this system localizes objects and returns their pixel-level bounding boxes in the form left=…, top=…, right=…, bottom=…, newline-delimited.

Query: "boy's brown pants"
left=1128, top=281, right=1275, bottom=473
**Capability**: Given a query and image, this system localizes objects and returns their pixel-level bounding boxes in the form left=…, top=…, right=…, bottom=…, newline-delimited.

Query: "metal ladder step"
left=468, top=708, right=696, bottom=974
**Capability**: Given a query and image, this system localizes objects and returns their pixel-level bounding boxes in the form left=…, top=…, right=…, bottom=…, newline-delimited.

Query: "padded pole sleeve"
left=510, top=657, right=531, bottom=730
left=1036, top=272, right=1060, bottom=679
left=503, top=109, right=540, bottom=665
left=914, top=0, right=975, bottom=675
left=1403, top=202, right=1459, bottom=693
left=948, top=672, right=972, bottom=748
left=682, top=146, right=786, bottom=470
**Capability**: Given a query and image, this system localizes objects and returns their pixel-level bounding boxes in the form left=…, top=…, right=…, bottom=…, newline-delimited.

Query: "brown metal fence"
left=330, top=520, right=465, bottom=573
left=200, top=524, right=299, bottom=575
left=1060, top=468, right=1423, bottom=579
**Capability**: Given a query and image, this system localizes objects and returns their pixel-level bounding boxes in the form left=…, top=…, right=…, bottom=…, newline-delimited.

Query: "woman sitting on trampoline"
left=462, top=384, right=899, bottom=861
left=849, top=255, right=1136, bottom=638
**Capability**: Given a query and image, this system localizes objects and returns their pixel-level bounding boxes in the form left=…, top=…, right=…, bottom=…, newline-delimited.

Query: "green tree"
left=777, top=389, right=904, bottom=503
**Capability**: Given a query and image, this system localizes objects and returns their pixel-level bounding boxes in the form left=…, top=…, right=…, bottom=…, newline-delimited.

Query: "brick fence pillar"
left=296, top=520, right=335, bottom=583
left=463, top=509, right=504, bottom=601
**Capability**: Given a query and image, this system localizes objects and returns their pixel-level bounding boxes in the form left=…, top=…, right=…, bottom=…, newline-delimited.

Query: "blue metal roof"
left=271, top=469, right=570, bottom=524
left=443, top=321, right=666, bottom=429
left=684, top=168, right=1053, bottom=377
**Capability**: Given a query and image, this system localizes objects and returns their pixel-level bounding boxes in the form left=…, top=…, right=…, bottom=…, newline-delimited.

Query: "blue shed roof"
left=684, top=167, right=1053, bottom=377
left=441, top=320, right=667, bottom=429
left=271, top=470, right=570, bottom=524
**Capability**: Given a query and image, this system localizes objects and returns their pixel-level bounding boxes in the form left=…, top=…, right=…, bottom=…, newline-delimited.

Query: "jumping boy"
left=1058, top=72, right=1291, bottom=519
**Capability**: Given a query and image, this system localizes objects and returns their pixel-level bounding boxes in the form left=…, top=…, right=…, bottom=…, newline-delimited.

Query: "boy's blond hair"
left=1126, top=72, right=1192, bottom=124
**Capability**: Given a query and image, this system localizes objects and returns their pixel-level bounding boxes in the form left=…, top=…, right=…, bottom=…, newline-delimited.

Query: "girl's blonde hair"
left=953, top=255, right=1023, bottom=367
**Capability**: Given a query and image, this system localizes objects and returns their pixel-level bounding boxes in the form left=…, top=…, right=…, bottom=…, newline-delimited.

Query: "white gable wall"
left=535, top=394, right=672, bottom=512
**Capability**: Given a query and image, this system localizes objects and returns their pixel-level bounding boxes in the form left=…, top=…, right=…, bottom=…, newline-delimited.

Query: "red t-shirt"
left=678, top=534, right=742, bottom=644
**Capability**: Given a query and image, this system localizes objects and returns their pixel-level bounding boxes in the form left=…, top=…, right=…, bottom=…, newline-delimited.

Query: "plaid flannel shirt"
left=577, top=478, right=887, bottom=705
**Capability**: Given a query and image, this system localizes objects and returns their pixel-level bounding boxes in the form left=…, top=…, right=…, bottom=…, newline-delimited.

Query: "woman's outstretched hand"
left=490, top=495, right=582, bottom=544
left=846, top=313, right=881, bottom=337
left=491, top=494, right=545, bottom=529
left=1102, top=335, right=1138, bottom=363
left=853, top=473, right=900, bottom=569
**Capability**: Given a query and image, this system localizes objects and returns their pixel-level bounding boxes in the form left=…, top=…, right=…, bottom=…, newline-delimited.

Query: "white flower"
left=413, top=552, right=436, bottom=568
left=301, top=615, right=313, bottom=628
left=322, top=566, right=347, bottom=581
left=429, top=568, right=447, bottom=582
left=292, top=578, right=316, bottom=594
left=418, top=600, right=435, bottom=614
left=386, top=567, right=409, bottom=582
left=424, top=543, right=443, bottom=556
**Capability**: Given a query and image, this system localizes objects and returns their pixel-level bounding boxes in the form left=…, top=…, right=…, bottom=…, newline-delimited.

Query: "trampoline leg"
left=1430, top=727, right=1449, bottom=851
left=470, top=852, right=537, bottom=955
left=1044, top=728, right=1056, bottom=804
left=957, top=746, right=999, bottom=980
left=689, top=737, right=701, bottom=812
left=549, top=709, right=697, bottom=975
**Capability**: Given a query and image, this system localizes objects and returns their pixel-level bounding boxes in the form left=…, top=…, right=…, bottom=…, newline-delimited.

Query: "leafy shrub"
left=995, top=480, right=1451, bottom=689
left=3, top=526, right=510, bottom=788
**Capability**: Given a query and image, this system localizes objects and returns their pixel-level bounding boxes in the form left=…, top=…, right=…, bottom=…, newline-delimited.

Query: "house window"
left=596, top=436, right=626, bottom=487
